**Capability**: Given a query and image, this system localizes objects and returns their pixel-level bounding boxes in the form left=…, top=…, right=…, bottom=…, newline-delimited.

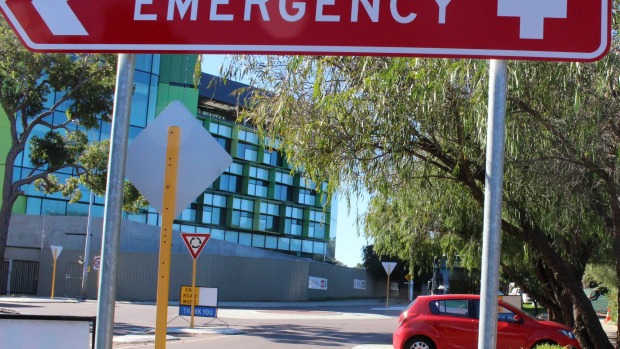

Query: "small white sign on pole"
left=382, top=262, right=397, bottom=275
left=50, top=245, right=63, bottom=261
left=93, top=256, right=101, bottom=271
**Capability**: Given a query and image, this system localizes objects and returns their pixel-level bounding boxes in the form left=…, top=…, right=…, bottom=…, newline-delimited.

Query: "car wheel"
left=404, top=336, right=436, bottom=349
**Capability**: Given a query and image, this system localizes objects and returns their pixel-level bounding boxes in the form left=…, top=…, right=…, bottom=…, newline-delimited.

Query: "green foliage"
left=225, top=38, right=620, bottom=342
left=0, top=16, right=144, bottom=263
left=532, top=344, right=565, bottom=349
left=29, top=131, right=87, bottom=170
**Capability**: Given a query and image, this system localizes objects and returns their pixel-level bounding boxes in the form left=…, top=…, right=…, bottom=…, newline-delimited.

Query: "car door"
left=472, top=300, right=527, bottom=349
left=426, top=298, right=476, bottom=349
left=496, top=305, right=528, bottom=349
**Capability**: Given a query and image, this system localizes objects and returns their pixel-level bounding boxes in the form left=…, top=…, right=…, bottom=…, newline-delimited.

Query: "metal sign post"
left=50, top=245, right=62, bottom=299
left=80, top=191, right=95, bottom=299
left=382, top=262, right=397, bottom=308
left=95, top=53, right=135, bottom=349
left=478, top=59, right=508, bottom=349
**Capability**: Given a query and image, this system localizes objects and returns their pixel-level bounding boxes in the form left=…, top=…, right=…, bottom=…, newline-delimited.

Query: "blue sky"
left=201, top=54, right=369, bottom=267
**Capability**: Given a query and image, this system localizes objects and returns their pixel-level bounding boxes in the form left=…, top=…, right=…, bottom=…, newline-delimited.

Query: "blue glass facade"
left=13, top=55, right=336, bottom=262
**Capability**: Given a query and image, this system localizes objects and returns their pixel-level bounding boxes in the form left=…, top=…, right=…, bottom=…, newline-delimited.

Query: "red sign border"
left=180, top=233, right=211, bottom=260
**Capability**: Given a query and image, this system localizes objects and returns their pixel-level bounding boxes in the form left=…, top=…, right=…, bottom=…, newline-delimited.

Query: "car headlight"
left=558, top=329, right=576, bottom=339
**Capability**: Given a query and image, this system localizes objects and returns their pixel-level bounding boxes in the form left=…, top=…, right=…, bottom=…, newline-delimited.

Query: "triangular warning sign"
left=181, top=233, right=211, bottom=260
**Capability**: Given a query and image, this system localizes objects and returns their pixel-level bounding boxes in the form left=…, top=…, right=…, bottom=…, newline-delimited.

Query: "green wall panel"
left=159, top=54, right=198, bottom=85
left=0, top=105, right=9, bottom=208
left=12, top=196, right=26, bottom=214
left=156, top=85, right=198, bottom=116
left=156, top=54, right=199, bottom=117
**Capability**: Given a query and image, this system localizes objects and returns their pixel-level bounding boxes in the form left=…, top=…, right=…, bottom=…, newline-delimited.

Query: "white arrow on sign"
left=31, top=0, right=88, bottom=36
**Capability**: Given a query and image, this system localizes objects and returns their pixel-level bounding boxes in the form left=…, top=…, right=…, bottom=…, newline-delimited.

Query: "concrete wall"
left=6, top=215, right=378, bottom=302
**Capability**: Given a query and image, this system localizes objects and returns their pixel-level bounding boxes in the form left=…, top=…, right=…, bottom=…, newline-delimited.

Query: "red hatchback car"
left=393, top=294, right=581, bottom=349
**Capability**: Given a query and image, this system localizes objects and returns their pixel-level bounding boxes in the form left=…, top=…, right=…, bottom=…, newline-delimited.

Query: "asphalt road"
left=0, top=298, right=402, bottom=349
left=1, top=297, right=616, bottom=349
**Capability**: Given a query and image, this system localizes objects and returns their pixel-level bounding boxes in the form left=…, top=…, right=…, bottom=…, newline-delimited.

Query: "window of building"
left=248, top=178, right=269, bottom=198
left=290, top=239, right=302, bottom=252
left=232, top=197, right=254, bottom=229
left=313, top=242, right=326, bottom=255
left=263, top=149, right=283, bottom=166
left=211, top=229, right=225, bottom=240
left=130, top=71, right=152, bottom=128
left=298, top=188, right=316, bottom=206
left=238, top=129, right=259, bottom=144
left=202, top=193, right=227, bottom=225
left=196, top=226, right=211, bottom=234
left=274, top=184, right=293, bottom=201
left=179, top=224, right=197, bottom=233
left=209, top=122, right=232, bottom=138
left=274, top=171, right=294, bottom=201
left=220, top=162, right=243, bottom=193
left=265, top=236, right=278, bottom=249
left=264, top=136, right=281, bottom=149
left=239, top=232, right=252, bottom=246
left=41, top=199, right=67, bottom=216
left=259, top=202, right=280, bottom=232
left=302, top=240, right=313, bottom=253
left=278, top=237, right=290, bottom=251
left=225, top=230, right=239, bottom=243
left=237, top=142, right=258, bottom=161
left=308, top=210, right=326, bottom=239
left=252, top=234, right=266, bottom=248
left=248, top=166, right=269, bottom=198
left=178, top=207, right=196, bottom=222
left=284, top=206, right=303, bottom=236
left=214, top=135, right=231, bottom=153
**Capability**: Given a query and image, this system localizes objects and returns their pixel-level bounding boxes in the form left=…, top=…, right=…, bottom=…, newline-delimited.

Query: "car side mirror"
left=513, top=315, right=524, bottom=324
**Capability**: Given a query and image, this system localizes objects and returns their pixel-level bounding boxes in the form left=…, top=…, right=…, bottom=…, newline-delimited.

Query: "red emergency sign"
left=0, top=0, right=611, bottom=61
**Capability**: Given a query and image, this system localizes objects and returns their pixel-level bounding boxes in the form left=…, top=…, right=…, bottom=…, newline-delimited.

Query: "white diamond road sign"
left=125, top=100, right=233, bottom=218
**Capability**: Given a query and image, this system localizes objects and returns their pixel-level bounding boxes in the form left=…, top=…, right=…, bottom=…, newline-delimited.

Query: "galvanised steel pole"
left=80, top=190, right=94, bottom=300
left=95, top=53, right=136, bottom=349
left=478, top=59, right=507, bottom=349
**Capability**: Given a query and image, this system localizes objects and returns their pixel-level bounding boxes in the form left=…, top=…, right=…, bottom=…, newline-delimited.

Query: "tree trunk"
left=614, top=233, right=620, bottom=348
left=0, top=197, right=13, bottom=267
left=519, top=223, right=613, bottom=349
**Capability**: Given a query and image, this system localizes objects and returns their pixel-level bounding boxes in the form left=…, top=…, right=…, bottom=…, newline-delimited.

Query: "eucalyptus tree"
left=0, top=17, right=118, bottom=263
left=227, top=52, right=617, bottom=347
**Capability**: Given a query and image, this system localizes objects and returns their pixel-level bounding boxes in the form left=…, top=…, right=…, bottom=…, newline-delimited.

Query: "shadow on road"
left=241, top=323, right=393, bottom=346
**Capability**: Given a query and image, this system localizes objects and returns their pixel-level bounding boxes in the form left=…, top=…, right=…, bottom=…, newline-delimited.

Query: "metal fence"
left=1, top=259, right=39, bottom=296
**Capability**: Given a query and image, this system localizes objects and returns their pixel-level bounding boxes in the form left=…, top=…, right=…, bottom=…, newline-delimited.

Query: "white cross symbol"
left=497, top=0, right=567, bottom=39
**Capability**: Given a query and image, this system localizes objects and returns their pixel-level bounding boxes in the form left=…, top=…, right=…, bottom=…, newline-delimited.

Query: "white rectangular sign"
left=354, top=279, right=366, bottom=290
left=308, top=276, right=328, bottom=290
